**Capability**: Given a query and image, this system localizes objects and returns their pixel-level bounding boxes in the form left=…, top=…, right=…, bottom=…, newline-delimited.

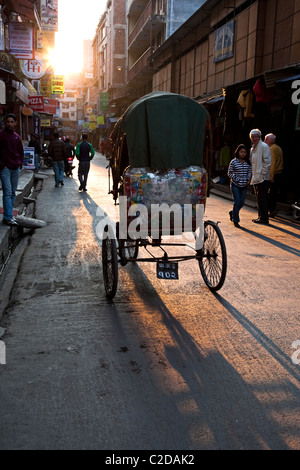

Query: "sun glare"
left=49, top=0, right=106, bottom=75
left=51, top=32, right=83, bottom=75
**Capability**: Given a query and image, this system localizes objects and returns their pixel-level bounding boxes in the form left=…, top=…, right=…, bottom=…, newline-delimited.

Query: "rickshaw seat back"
left=122, top=166, right=207, bottom=235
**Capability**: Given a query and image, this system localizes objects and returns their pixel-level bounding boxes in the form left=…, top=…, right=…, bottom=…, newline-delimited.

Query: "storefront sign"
left=40, top=73, right=52, bottom=97
left=23, top=146, right=35, bottom=170
left=41, top=117, right=51, bottom=127
left=28, top=95, right=44, bottom=111
left=28, top=96, right=58, bottom=114
left=100, top=92, right=109, bottom=111
left=41, top=0, right=58, bottom=32
left=214, top=20, right=234, bottom=63
left=9, top=22, right=34, bottom=60
left=85, top=105, right=93, bottom=115
left=51, top=75, right=64, bottom=94
left=20, top=56, right=45, bottom=79
left=43, top=97, right=58, bottom=114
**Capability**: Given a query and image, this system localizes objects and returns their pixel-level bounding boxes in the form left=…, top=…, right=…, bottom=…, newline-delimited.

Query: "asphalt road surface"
left=0, top=152, right=299, bottom=450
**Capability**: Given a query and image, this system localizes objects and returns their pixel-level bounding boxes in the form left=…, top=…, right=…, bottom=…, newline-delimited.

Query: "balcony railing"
left=128, top=47, right=153, bottom=83
left=128, top=1, right=153, bottom=48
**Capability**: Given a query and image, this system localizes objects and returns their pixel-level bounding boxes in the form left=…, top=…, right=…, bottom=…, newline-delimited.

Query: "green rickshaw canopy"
left=110, top=91, right=208, bottom=170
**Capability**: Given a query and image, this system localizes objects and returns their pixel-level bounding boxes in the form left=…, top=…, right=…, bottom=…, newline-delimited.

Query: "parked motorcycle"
left=65, top=157, right=75, bottom=177
left=40, top=143, right=53, bottom=168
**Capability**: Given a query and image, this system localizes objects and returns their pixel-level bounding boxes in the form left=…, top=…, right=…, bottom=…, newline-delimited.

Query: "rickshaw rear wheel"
left=116, top=222, right=139, bottom=263
left=102, top=224, right=118, bottom=299
left=198, top=221, right=227, bottom=291
left=119, top=239, right=139, bottom=262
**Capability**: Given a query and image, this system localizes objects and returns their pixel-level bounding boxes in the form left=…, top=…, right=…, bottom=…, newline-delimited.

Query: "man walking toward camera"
left=75, top=133, right=95, bottom=191
left=0, top=114, right=24, bottom=226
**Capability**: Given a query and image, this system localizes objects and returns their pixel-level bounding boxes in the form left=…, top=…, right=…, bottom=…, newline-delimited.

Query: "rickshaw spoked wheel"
left=198, top=221, right=227, bottom=291
left=102, top=224, right=118, bottom=299
left=116, top=222, right=139, bottom=264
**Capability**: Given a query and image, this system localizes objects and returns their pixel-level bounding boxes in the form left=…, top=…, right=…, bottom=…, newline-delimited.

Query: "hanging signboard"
left=43, top=97, right=58, bottom=114
left=9, top=22, right=34, bottom=60
left=51, top=75, right=64, bottom=94
left=41, top=73, right=52, bottom=96
left=41, top=0, right=58, bottom=32
left=20, top=55, right=45, bottom=79
left=100, top=92, right=109, bottom=111
left=28, top=95, right=44, bottom=111
left=28, top=96, right=58, bottom=114
left=214, top=20, right=234, bottom=63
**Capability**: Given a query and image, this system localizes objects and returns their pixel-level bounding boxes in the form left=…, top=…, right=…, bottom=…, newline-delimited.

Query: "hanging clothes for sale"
left=253, top=78, right=275, bottom=103
left=220, top=145, right=231, bottom=166
left=237, top=89, right=254, bottom=118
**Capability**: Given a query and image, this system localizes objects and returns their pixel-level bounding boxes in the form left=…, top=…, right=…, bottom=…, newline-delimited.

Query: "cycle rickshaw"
left=102, top=92, right=227, bottom=299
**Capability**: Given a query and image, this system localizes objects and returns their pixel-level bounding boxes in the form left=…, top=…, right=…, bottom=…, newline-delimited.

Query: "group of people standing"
left=228, top=128, right=283, bottom=228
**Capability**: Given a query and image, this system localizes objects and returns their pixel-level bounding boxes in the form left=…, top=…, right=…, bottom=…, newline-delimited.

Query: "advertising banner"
left=51, top=75, right=64, bottom=94
left=9, top=22, right=34, bottom=60
left=41, top=0, right=58, bottom=32
left=23, top=147, right=35, bottom=170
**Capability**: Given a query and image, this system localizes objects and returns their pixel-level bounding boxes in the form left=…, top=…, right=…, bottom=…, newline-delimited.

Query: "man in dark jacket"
left=0, top=114, right=24, bottom=225
left=48, top=132, right=67, bottom=187
left=75, top=133, right=95, bottom=191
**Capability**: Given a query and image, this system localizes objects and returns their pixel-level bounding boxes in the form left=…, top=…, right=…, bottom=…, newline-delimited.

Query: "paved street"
left=0, top=152, right=299, bottom=450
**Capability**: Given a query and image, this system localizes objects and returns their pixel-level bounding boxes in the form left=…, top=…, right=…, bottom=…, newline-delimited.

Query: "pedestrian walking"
left=264, top=133, right=283, bottom=218
left=48, top=132, right=67, bottom=187
left=249, top=129, right=272, bottom=225
left=28, top=133, right=41, bottom=172
left=0, top=113, right=24, bottom=226
left=75, top=133, right=95, bottom=191
left=228, top=144, right=252, bottom=228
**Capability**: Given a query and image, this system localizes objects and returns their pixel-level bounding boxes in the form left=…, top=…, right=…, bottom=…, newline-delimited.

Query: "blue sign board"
left=214, top=20, right=234, bottom=63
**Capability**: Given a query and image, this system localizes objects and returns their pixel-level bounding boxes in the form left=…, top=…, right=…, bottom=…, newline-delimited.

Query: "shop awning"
left=276, top=73, right=300, bottom=84
left=264, top=68, right=300, bottom=88
left=197, top=92, right=224, bottom=105
left=5, top=0, right=36, bottom=23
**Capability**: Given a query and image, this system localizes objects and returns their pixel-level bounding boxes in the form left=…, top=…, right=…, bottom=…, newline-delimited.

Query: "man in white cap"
left=249, top=128, right=272, bottom=224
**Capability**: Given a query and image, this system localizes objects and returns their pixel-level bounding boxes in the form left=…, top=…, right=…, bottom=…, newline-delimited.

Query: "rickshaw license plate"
left=157, top=261, right=178, bottom=280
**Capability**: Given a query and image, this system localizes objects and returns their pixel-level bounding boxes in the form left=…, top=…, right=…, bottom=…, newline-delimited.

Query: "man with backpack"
left=75, top=133, right=95, bottom=191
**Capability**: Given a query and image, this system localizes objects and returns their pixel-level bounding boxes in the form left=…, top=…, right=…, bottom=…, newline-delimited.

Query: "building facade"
left=0, top=0, right=58, bottom=141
